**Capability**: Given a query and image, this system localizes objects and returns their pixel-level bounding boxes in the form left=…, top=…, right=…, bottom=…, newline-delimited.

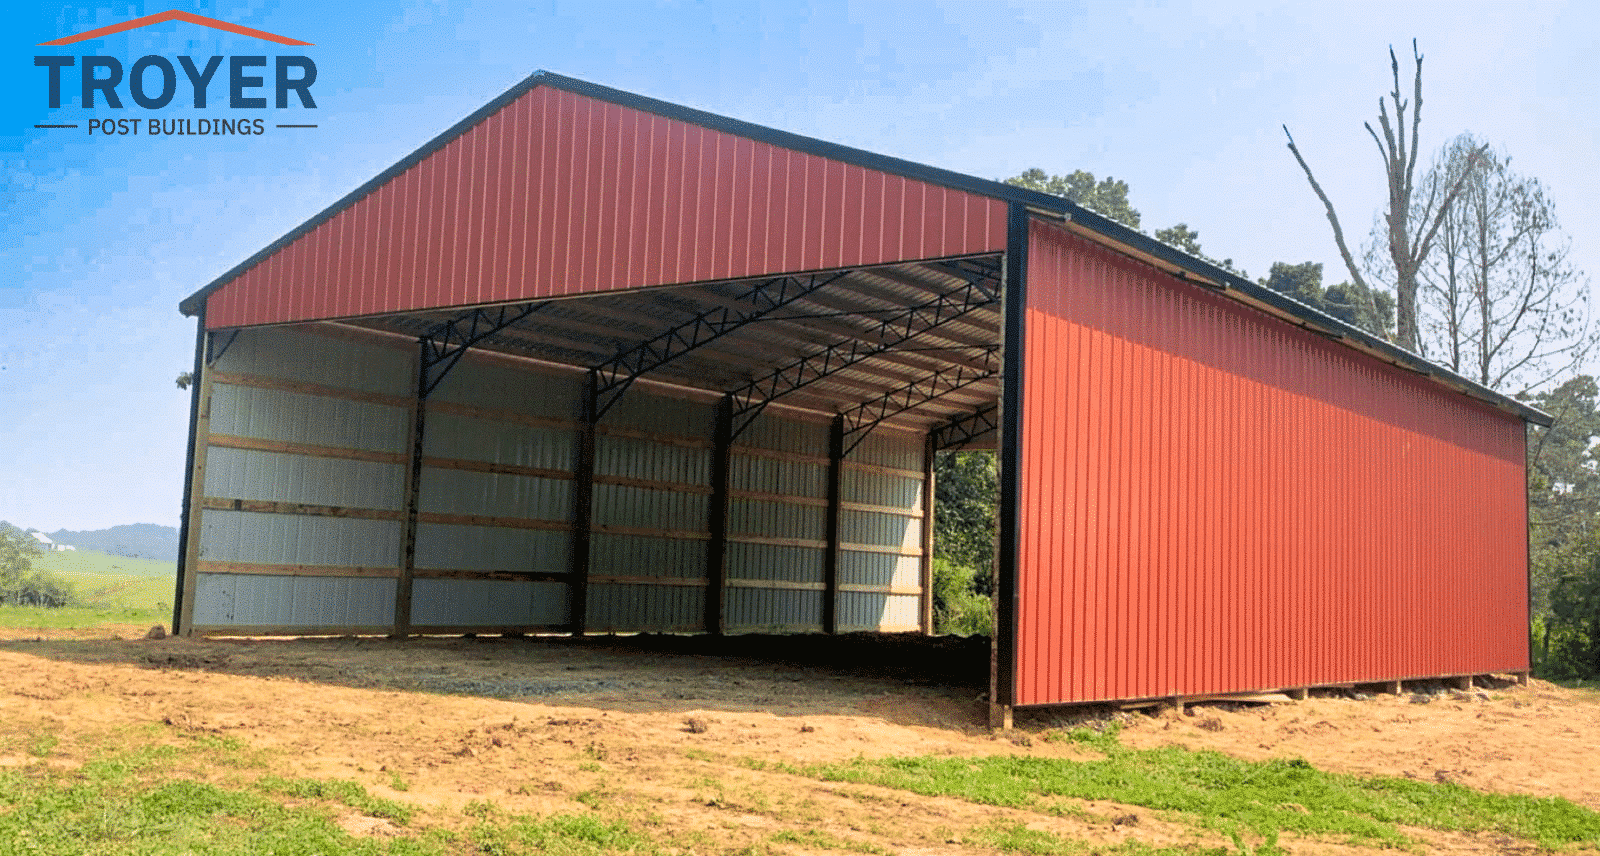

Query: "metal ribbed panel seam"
left=1015, top=221, right=1529, bottom=707
left=203, top=85, right=1008, bottom=329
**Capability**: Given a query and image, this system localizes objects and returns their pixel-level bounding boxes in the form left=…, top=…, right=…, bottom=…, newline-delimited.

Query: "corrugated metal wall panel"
left=838, top=552, right=920, bottom=589
left=728, top=499, right=824, bottom=540
left=209, top=326, right=413, bottom=396
left=736, top=412, right=830, bottom=457
left=417, top=469, right=570, bottom=520
left=849, top=430, right=924, bottom=471
left=425, top=412, right=575, bottom=472
left=591, top=534, right=706, bottom=579
left=201, top=509, right=401, bottom=568
left=727, top=587, right=824, bottom=633
left=838, top=592, right=920, bottom=632
left=841, top=469, right=921, bottom=508
left=410, top=579, right=569, bottom=627
left=429, top=360, right=585, bottom=421
left=204, top=447, right=405, bottom=511
left=204, top=84, right=1008, bottom=328
left=412, top=523, right=570, bottom=573
left=587, top=584, right=705, bottom=632
left=1014, top=222, right=1531, bottom=706
left=725, top=542, right=824, bottom=584
left=209, top=385, right=409, bottom=453
left=839, top=509, right=918, bottom=552
left=730, top=455, right=826, bottom=498
left=193, top=574, right=396, bottom=627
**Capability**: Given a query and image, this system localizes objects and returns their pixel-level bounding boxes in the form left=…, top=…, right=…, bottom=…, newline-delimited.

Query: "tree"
left=0, top=523, right=70, bottom=608
left=933, top=451, right=996, bottom=586
left=1154, top=223, right=1203, bottom=256
left=1402, top=134, right=1593, bottom=394
left=1261, top=261, right=1394, bottom=338
left=1541, top=530, right=1600, bottom=680
left=1526, top=376, right=1600, bottom=615
left=1283, top=40, right=1484, bottom=351
left=1006, top=168, right=1141, bottom=230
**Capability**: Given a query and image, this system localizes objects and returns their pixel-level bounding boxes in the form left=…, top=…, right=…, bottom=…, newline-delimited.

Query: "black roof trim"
left=178, top=71, right=1547, bottom=426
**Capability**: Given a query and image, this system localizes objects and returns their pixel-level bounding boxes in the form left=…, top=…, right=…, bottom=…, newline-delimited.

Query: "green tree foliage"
left=1261, top=261, right=1395, bottom=338
left=1526, top=376, right=1600, bottom=615
left=1153, top=223, right=1203, bottom=256
left=0, top=523, right=73, bottom=608
left=933, top=451, right=996, bottom=586
left=932, top=559, right=993, bottom=636
left=1006, top=168, right=1141, bottom=230
left=1537, top=530, right=1600, bottom=680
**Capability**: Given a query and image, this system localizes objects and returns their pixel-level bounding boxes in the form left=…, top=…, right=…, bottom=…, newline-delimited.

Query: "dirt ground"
left=2, top=624, right=1597, bottom=854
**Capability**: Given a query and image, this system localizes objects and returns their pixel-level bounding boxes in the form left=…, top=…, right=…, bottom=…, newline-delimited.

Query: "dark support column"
left=822, top=413, right=845, bottom=635
left=706, top=394, right=734, bottom=635
left=570, top=370, right=598, bottom=636
left=920, top=434, right=936, bottom=635
left=394, top=342, right=428, bottom=638
left=991, top=202, right=1030, bottom=729
left=173, top=310, right=210, bottom=637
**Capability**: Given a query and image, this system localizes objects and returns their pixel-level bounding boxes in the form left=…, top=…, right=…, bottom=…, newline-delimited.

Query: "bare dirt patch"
left=2, top=625, right=1597, bottom=854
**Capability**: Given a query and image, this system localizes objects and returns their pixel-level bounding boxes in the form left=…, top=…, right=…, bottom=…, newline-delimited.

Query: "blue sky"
left=3, top=0, right=1596, bottom=531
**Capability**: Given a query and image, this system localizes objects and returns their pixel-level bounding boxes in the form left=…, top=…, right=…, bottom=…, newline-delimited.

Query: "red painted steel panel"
left=204, top=82, right=1011, bottom=328
left=1015, top=221, right=1530, bottom=707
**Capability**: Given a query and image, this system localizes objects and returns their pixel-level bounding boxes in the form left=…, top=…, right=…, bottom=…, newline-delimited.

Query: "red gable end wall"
left=1014, top=220, right=1529, bottom=706
left=204, top=86, right=1008, bottom=328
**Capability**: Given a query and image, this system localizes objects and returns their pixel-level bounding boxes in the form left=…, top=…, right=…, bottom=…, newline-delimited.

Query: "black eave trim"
left=177, top=71, right=1546, bottom=427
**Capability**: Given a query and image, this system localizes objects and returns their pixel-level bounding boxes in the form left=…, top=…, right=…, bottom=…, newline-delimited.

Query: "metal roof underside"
left=346, top=255, right=1004, bottom=446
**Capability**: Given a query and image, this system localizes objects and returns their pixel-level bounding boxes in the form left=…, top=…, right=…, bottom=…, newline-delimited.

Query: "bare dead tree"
left=1283, top=40, right=1484, bottom=351
left=1407, top=135, right=1593, bottom=395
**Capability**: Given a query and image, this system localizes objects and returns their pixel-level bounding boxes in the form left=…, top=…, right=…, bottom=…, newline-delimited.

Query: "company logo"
left=32, top=9, right=319, bottom=138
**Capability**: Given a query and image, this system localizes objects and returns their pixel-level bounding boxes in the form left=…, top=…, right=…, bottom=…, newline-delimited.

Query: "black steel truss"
left=930, top=403, right=999, bottom=450
left=417, top=301, right=550, bottom=397
left=838, top=347, right=1000, bottom=455
left=725, top=272, right=1001, bottom=439
left=589, top=270, right=851, bottom=419
left=206, top=329, right=241, bottom=366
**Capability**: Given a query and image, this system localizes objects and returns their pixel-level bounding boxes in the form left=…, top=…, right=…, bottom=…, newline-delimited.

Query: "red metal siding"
left=1015, top=221, right=1529, bottom=706
left=205, top=87, right=1008, bottom=328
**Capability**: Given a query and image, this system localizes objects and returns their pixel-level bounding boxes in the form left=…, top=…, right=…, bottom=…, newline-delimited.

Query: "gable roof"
left=178, top=71, right=1547, bottom=426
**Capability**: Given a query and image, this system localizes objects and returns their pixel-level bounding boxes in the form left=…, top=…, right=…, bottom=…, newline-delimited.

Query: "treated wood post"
left=705, top=394, right=733, bottom=635
left=569, top=370, right=598, bottom=636
left=822, top=413, right=844, bottom=635
left=393, top=342, right=426, bottom=638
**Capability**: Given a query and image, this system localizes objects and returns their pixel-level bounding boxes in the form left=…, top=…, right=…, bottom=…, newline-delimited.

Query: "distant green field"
left=2, top=550, right=176, bottom=629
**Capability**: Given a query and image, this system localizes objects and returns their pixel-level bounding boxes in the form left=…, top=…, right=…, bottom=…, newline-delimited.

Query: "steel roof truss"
left=839, top=347, right=1000, bottom=455
left=726, top=273, right=1000, bottom=439
left=418, top=300, right=551, bottom=398
left=931, top=403, right=999, bottom=450
left=591, top=270, right=852, bottom=419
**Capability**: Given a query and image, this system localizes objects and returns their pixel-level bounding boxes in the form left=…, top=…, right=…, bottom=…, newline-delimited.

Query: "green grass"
left=806, top=744, right=1600, bottom=850
left=1, top=549, right=174, bottom=629
left=0, top=734, right=667, bottom=856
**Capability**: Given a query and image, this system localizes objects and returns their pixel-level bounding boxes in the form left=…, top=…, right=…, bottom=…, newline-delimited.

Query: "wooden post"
left=920, top=433, right=936, bottom=635
left=822, top=414, right=844, bottom=635
left=705, top=394, right=733, bottom=635
left=394, top=343, right=427, bottom=638
left=175, top=322, right=215, bottom=636
left=569, top=370, right=598, bottom=636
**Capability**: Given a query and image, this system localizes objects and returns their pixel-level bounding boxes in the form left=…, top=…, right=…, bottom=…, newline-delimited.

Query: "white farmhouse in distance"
left=26, top=531, right=74, bottom=552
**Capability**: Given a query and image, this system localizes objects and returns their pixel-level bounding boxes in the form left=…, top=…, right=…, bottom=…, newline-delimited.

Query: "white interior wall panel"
left=839, top=428, right=926, bottom=632
left=412, top=358, right=580, bottom=629
left=191, top=326, right=413, bottom=632
left=188, top=325, right=931, bottom=636
left=725, top=412, right=830, bottom=630
left=587, top=392, right=714, bottom=631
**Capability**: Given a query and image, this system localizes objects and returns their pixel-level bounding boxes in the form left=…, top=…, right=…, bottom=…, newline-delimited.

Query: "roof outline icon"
left=38, top=9, right=313, bottom=46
